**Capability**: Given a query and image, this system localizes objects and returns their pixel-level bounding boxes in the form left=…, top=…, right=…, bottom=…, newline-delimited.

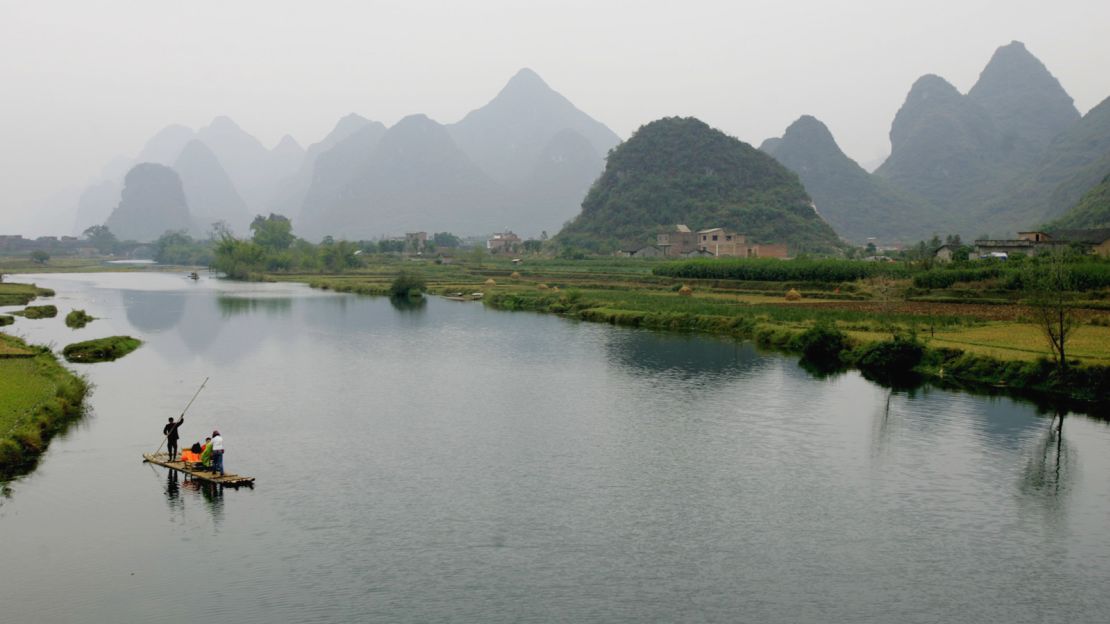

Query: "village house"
left=934, top=244, right=957, bottom=263
left=973, top=229, right=1110, bottom=259
left=651, top=224, right=789, bottom=258
left=694, top=228, right=789, bottom=258
left=656, top=225, right=697, bottom=256
left=696, top=228, right=746, bottom=256
left=487, top=231, right=521, bottom=254
left=616, top=245, right=664, bottom=258
left=404, top=232, right=428, bottom=253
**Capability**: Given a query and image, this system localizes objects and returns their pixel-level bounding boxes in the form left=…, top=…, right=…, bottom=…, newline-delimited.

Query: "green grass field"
left=0, top=333, right=89, bottom=475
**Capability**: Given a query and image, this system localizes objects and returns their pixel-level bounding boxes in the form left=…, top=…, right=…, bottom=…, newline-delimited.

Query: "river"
left=2, top=272, right=1109, bottom=623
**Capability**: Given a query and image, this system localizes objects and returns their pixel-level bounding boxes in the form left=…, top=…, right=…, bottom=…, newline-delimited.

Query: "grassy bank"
left=284, top=255, right=1110, bottom=407
left=0, top=281, right=55, bottom=306
left=483, top=286, right=1110, bottom=408
left=0, top=334, right=88, bottom=477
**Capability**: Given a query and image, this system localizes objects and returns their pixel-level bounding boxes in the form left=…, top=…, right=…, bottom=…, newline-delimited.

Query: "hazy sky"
left=2, top=0, right=1109, bottom=233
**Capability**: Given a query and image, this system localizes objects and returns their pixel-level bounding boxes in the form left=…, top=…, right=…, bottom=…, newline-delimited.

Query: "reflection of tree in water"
left=872, top=389, right=901, bottom=459
left=1020, top=413, right=1072, bottom=511
left=217, top=296, right=293, bottom=319
left=123, top=290, right=186, bottom=332
left=604, top=329, right=762, bottom=381
left=389, top=295, right=427, bottom=314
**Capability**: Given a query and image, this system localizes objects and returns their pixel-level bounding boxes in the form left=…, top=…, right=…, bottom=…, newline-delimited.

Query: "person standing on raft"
left=211, top=430, right=224, bottom=476
left=163, top=415, right=184, bottom=461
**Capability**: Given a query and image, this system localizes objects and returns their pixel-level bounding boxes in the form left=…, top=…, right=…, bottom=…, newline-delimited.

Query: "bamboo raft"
left=143, top=452, right=255, bottom=487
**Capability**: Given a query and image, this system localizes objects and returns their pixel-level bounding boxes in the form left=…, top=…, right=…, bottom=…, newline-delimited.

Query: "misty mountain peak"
left=385, top=114, right=446, bottom=141
left=781, top=115, right=839, bottom=151
left=449, top=68, right=620, bottom=188
left=501, top=67, right=551, bottom=95
left=206, top=115, right=244, bottom=133
left=906, top=74, right=962, bottom=102
left=135, top=124, right=195, bottom=166
left=333, top=113, right=372, bottom=136
left=273, top=134, right=303, bottom=154
left=967, top=40, right=1079, bottom=158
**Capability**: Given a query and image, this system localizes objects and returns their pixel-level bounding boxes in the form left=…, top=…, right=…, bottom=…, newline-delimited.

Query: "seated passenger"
left=200, top=437, right=213, bottom=468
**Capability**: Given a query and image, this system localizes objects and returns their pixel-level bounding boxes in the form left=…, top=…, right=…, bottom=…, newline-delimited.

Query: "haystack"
left=678, top=285, right=693, bottom=297
left=785, top=288, right=802, bottom=301
left=484, top=278, right=496, bottom=287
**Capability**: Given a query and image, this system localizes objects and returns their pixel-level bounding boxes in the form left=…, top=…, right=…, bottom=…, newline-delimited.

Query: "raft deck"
left=143, top=452, right=255, bottom=487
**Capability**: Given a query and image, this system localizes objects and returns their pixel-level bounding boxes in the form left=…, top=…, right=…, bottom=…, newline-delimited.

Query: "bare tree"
left=870, top=275, right=900, bottom=338
left=1026, top=250, right=1077, bottom=375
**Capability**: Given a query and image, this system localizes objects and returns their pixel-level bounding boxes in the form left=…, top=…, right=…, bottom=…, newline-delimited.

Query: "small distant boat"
left=187, top=272, right=199, bottom=280
left=143, top=452, right=254, bottom=487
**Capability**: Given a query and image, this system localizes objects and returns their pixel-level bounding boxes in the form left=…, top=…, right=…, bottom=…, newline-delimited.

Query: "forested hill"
left=1049, top=172, right=1110, bottom=229
left=557, top=117, right=842, bottom=254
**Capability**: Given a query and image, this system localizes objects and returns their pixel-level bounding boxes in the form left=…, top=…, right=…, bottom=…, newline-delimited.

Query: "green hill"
left=557, top=117, right=842, bottom=253
left=1049, top=172, right=1110, bottom=229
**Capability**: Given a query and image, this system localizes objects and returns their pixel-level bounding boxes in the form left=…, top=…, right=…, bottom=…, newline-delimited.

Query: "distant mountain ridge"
left=305, top=114, right=508, bottom=239
left=298, top=69, right=621, bottom=240
left=760, top=115, right=941, bottom=243
left=558, top=117, right=842, bottom=253
left=872, top=41, right=1097, bottom=238
left=173, top=140, right=251, bottom=233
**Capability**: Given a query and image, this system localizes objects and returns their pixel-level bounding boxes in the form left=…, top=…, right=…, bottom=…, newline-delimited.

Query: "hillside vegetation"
left=1047, top=172, right=1110, bottom=230
left=557, top=117, right=842, bottom=254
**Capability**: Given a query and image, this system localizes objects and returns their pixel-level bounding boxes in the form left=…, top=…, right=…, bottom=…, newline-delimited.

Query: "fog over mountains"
left=62, top=43, right=1110, bottom=247
left=90, top=69, right=619, bottom=242
left=760, top=41, right=1110, bottom=242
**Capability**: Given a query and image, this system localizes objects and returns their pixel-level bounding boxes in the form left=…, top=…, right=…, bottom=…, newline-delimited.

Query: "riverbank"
left=484, top=288, right=1110, bottom=410
left=292, top=256, right=1110, bottom=409
left=0, top=333, right=89, bottom=478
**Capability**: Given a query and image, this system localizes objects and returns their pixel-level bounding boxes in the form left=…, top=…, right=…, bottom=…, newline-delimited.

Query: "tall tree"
left=250, top=214, right=294, bottom=250
left=1026, top=250, right=1078, bottom=375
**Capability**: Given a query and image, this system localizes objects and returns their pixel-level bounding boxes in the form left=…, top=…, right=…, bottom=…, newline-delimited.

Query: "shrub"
left=794, top=322, right=849, bottom=364
left=854, top=336, right=925, bottom=380
left=65, top=309, right=95, bottom=329
left=389, top=270, right=426, bottom=298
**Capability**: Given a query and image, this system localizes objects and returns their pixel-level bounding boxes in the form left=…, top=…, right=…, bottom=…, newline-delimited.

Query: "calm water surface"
left=2, top=272, right=1109, bottom=623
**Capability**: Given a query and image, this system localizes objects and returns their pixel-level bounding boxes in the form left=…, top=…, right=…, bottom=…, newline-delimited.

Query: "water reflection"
left=389, top=295, right=427, bottom=314
left=181, top=479, right=225, bottom=522
left=604, top=330, right=762, bottom=380
left=217, top=296, right=293, bottom=318
left=1020, top=413, right=1072, bottom=510
left=122, top=290, right=186, bottom=333
left=165, top=469, right=180, bottom=500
